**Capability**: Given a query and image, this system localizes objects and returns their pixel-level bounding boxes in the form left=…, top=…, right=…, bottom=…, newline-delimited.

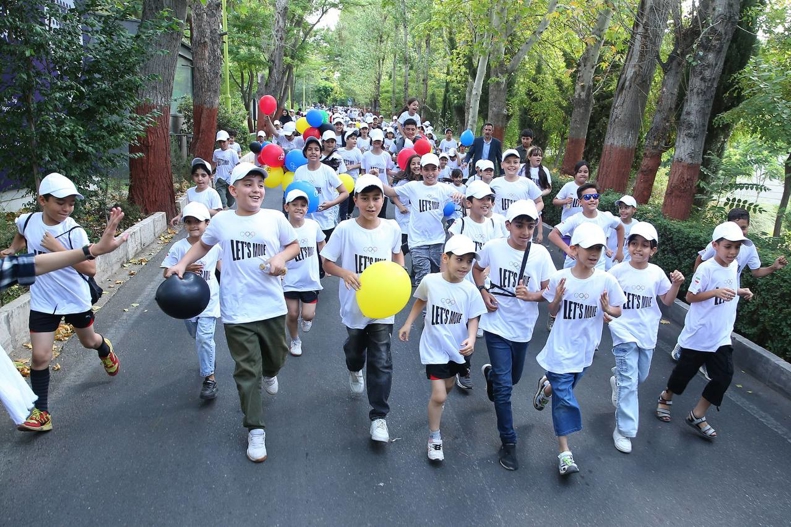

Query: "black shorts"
left=426, top=361, right=469, bottom=380
left=283, top=290, right=319, bottom=304
left=30, top=309, right=95, bottom=333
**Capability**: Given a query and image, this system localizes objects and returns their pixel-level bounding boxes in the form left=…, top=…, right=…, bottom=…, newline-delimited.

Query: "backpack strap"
left=459, top=218, right=465, bottom=235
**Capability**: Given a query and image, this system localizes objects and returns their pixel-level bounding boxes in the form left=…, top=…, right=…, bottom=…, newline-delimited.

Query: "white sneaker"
left=610, top=376, right=618, bottom=408
left=349, top=370, right=364, bottom=395
left=427, top=439, right=444, bottom=461
left=247, top=429, right=267, bottom=462
left=290, top=339, right=303, bottom=357
left=699, top=364, right=711, bottom=380
left=613, top=428, right=632, bottom=454
left=300, top=319, right=313, bottom=332
left=670, top=344, right=681, bottom=361
left=263, top=376, right=278, bottom=395
left=370, top=419, right=389, bottom=442
left=476, top=327, right=483, bottom=338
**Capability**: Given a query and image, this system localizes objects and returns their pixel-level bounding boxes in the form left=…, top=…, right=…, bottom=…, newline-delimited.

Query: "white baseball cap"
left=229, top=162, right=268, bottom=185
left=571, top=222, right=607, bottom=248
left=369, top=129, right=384, bottom=142
left=39, top=173, right=84, bottom=199
left=215, top=130, right=229, bottom=141
left=421, top=153, right=440, bottom=167
left=283, top=122, right=297, bottom=135
left=465, top=180, right=494, bottom=199
left=502, top=148, right=520, bottom=162
left=478, top=159, right=495, bottom=171
left=360, top=122, right=369, bottom=129
left=181, top=201, right=211, bottom=222
left=273, top=120, right=282, bottom=127
left=354, top=174, right=384, bottom=194
left=712, top=221, right=753, bottom=246
left=191, top=157, right=212, bottom=174
left=505, top=199, right=539, bottom=222
left=332, top=115, right=344, bottom=124
left=615, top=195, right=638, bottom=208
left=285, top=189, right=309, bottom=204
left=444, top=234, right=479, bottom=260
left=448, top=148, right=457, bottom=157
left=438, top=153, right=449, bottom=160
left=322, top=130, right=337, bottom=141
left=629, top=222, right=658, bottom=243
left=256, top=130, right=266, bottom=138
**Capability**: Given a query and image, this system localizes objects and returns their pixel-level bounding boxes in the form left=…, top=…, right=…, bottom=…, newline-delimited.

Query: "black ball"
left=318, top=123, right=334, bottom=135
left=155, top=273, right=210, bottom=319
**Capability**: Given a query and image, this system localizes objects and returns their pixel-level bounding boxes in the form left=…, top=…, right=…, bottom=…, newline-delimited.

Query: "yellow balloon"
left=281, top=170, right=295, bottom=190
left=356, top=261, right=411, bottom=319
left=265, top=166, right=284, bottom=188
left=339, top=173, right=355, bottom=193
left=296, top=117, right=309, bottom=134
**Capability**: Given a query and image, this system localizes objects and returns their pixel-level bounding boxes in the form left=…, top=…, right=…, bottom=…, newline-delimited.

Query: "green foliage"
left=176, top=95, right=246, bottom=137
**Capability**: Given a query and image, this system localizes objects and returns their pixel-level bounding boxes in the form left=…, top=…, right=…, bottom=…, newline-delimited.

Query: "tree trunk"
left=466, top=52, right=489, bottom=132
left=391, top=42, right=398, bottom=115
left=421, top=34, right=430, bottom=106
left=561, top=7, right=613, bottom=175
left=129, top=0, right=187, bottom=218
left=597, top=0, right=672, bottom=192
left=190, top=0, right=222, bottom=163
left=774, top=153, right=791, bottom=237
left=662, top=0, right=740, bottom=220
left=256, top=0, right=287, bottom=129
left=400, top=0, right=409, bottom=103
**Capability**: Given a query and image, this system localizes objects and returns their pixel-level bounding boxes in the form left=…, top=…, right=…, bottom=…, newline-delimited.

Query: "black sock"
left=95, top=334, right=110, bottom=358
left=30, top=367, right=50, bottom=412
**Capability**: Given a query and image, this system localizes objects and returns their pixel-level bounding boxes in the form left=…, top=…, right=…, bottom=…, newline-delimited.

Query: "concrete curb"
left=0, top=212, right=168, bottom=353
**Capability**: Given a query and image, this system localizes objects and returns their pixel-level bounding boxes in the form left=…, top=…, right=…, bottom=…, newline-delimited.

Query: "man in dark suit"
left=464, top=122, right=502, bottom=176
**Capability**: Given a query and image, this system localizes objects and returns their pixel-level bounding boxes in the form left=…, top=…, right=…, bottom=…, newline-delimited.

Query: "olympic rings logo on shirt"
left=362, top=246, right=378, bottom=253
left=299, top=238, right=308, bottom=245
left=239, top=231, right=257, bottom=238
left=724, top=279, right=734, bottom=286
left=441, top=298, right=457, bottom=307
left=631, top=285, right=645, bottom=292
left=509, top=260, right=521, bottom=270
left=573, top=292, right=589, bottom=300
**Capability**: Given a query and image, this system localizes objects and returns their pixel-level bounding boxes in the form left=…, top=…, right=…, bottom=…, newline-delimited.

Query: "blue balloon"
left=285, top=181, right=320, bottom=213
left=443, top=202, right=455, bottom=217
left=306, top=109, right=323, bottom=128
left=460, top=129, right=474, bottom=147
left=261, top=141, right=271, bottom=147
left=285, top=149, right=307, bottom=172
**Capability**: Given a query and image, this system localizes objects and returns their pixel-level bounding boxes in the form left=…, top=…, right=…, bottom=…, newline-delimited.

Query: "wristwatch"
left=477, top=285, right=487, bottom=291
left=82, top=244, right=96, bottom=260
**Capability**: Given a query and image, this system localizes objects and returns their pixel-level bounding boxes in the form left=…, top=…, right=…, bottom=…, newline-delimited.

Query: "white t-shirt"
left=339, top=147, right=363, bottom=178
left=283, top=219, right=325, bottom=293
left=275, top=132, right=305, bottom=152
left=606, top=219, right=638, bottom=269
left=490, top=213, right=509, bottom=238
left=212, top=148, right=239, bottom=184
left=394, top=182, right=457, bottom=248
left=555, top=211, right=621, bottom=270
left=357, top=137, right=371, bottom=153
left=414, top=273, right=487, bottom=365
left=230, top=142, right=242, bottom=155
left=398, top=111, right=421, bottom=129
left=361, top=150, right=395, bottom=185
left=607, top=262, right=671, bottom=349
left=489, top=177, right=543, bottom=216
left=555, top=181, right=584, bottom=222
left=161, top=239, right=222, bottom=318
left=448, top=216, right=502, bottom=252
left=319, top=218, right=402, bottom=329
left=393, top=179, right=412, bottom=232
left=698, top=239, right=760, bottom=287
left=527, top=165, right=552, bottom=189
left=17, top=213, right=90, bottom=314
left=439, top=138, right=458, bottom=153
left=294, top=164, right=343, bottom=231
left=186, top=187, right=222, bottom=211
left=477, top=238, right=555, bottom=342
left=677, top=258, right=739, bottom=352
left=200, top=209, right=297, bottom=324
left=537, top=268, right=625, bottom=373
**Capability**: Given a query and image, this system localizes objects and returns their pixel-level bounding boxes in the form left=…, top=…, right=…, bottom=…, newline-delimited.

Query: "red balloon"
left=303, top=127, right=321, bottom=140
left=397, top=147, right=418, bottom=171
left=260, top=143, right=285, bottom=167
left=413, top=138, right=432, bottom=156
left=257, top=150, right=266, bottom=166
left=258, top=95, right=277, bottom=115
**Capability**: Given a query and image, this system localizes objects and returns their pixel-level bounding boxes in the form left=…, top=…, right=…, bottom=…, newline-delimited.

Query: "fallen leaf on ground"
left=23, top=342, right=32, bottom=349
left=14, top=362, right=30, bottom=377
left=131, top=303, right=139, bottom=307
left=736, top=384, right=743, bottom=388
left=52, top=363, right=61, bottom=371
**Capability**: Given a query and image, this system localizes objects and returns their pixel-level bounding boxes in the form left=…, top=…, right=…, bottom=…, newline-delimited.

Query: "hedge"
left=542, top=175, right=791, bottom=362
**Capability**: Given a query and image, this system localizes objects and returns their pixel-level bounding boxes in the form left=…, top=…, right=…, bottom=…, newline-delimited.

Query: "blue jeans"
left=410, top=243, right=442, bottom=286
left=484, top=332, right=529, bottom=444
left=612, top=341, right=653, bottom=437
left=184, top=317, right=218, bottom=378
left=547, top=370, right=586, bottom=437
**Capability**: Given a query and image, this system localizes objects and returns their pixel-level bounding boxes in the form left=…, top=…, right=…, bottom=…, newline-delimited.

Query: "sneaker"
left=300, top=319, right=313, bottom=332
left=247, top=429, right=267, bottom=462
left=533, top=376, right=551, bottom=411
left=263, top=376, right=278, bottom=395
left=476, top=327, right=483, bottom=338
left=613, top=428, right=632, bottom=453
left=699, top=364, right=711, bottom=381
left=100, top=339, right=119, bottom=376
left=370, top=419, right=389, bottom=442
left=349, top=370, right=364, bottom=395
left=200, top=378, right=218, bottom=400
left=481, top=364, right=494, bottom=402
left=547, top=315, right=555, bottom=331
left=290, top=339, right=303, bottom=357
left=427, top=439, right=444, bottom=461
left=670, top=344, right=681, bottom=361
left=610, top=376, right=618, bottom=408
left=455, top=371, right=473, bottom=390
left=558, top=451, right=579, bottom=475
left=498, top=443, right=518, bottom=471
left=17, top=408, right=52, bottom=432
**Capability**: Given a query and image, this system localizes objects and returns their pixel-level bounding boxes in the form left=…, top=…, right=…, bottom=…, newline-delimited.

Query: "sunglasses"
left=581, top=193, right=600, bottom=201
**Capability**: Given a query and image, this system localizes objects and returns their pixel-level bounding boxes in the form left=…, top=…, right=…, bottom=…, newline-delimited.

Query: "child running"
left=606, top=195, right=639, bottom=270
left=398, top=235, right=487, bottom=462
left=490, top=149, right=543, bottom=218
left=532, top=222, right=625, bottom=475
left=170, top=158, right=223, bottom=227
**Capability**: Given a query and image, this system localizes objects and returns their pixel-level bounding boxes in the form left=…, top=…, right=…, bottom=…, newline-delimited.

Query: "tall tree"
left=128, top=0, right=188, bottom=218
left=662, top=0, right=740, bottom=220
left=190, top=0, right=223, bottom=163
left=596, top=0, right=672, bottom=192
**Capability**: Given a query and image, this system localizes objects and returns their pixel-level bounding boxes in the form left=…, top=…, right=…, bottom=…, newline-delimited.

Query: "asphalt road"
left=2, top=188, right=791, bottom=527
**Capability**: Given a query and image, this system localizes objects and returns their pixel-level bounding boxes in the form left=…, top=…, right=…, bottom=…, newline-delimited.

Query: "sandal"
left=655, top=394, right=672, bottom=422
left=686, top=411, right=716, bottom=440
